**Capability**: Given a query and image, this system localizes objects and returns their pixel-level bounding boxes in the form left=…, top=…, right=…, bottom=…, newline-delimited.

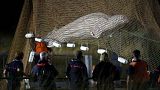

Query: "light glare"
left=80, top=46, right=89, bottom=51
left=35, top=38, right=43, bottom=42
left=25, top=33, right=34, bottom=38
left=97, top=49, right=107, bottom=54
left=118, top=57, right=128, bottom=64
left=53, top=41, right=61, bottom=47
left=67, top=43, right=75, bottom=47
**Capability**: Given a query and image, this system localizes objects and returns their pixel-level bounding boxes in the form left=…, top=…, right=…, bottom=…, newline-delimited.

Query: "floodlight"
left=35, top=38, right=43, bottom=42
left=67, top=43, right=75, bottom=47
left=80, top=45, right=89, bottom=51
left=97, top=49, right=107, bottom=54
left=47, top=41, right=54, bottom=48
left=25, top=33, right=34, bottom=39
left=52, top=41, right=61, bottom=47
left=118, top=57, right=128, bottom=64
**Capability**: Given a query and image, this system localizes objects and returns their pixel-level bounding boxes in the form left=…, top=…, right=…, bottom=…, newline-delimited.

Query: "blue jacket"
left=66, top=59, right=88, bottom=84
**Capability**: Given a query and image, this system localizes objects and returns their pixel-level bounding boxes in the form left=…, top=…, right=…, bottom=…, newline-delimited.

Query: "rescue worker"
left=127, top=50, right=150, bottom=90
left=31, top=52, right=58, bottom=90
left=92, top=52, right=116, bottom=90
left=66, top=50, right=89, bottom=90
left=3, top=51, right=24, bottom=90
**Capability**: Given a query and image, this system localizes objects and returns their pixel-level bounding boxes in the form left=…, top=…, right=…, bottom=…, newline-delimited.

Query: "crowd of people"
left=3, top=48, right=160, bottom=90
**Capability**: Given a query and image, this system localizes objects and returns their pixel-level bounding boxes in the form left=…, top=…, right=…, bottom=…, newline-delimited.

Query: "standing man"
left=66, top=50, right=89, bottom=90
left=31, top=51, right=58, bottom=90
left=3, top=51, right=24, bottom=90
left=92, top=52, right=116, bottom=90
left=127, top=50, right=150, bottom=90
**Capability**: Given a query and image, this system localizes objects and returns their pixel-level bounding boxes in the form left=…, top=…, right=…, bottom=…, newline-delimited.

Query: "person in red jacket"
left=127, top=50, right=150, bottom=90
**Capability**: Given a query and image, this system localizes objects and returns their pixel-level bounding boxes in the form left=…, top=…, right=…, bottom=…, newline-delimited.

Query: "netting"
left=45, top=13, right=128, bottom=42
left=2, top=0, right=160, bottom=89
left=8, top=0, right=160, bottom=71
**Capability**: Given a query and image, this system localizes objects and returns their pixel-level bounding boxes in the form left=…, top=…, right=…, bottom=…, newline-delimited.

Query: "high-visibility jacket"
left=35, top=42, right=48, bottom=53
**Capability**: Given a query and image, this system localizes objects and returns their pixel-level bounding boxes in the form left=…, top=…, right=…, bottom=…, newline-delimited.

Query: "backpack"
left=6, top=60, right=23, bottom=78
left=36, top=62, right=58, bottom=78
left=36, top=64, right=58, bottom=87
left=35, top=42, right=48, bottom=53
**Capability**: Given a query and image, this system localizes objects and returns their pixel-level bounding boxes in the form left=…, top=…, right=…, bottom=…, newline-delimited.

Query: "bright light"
left=80, top=46, right=89, bottom=51
left=28, top=51, right=35, bottom=62
left=47, top=41, right=61, bottom=48
left=52, top=41, right=61, bottom=47
left=35, top=38, right=43, bottom=42
left=25, top=33, right=34, bottom=39
left=97, top=49, right=107, bottom=54
left=47, top=41, right=54, bottom=48
left=67, top=43, right=75, bottom=47
left=118, top=57, right=128, bottom=64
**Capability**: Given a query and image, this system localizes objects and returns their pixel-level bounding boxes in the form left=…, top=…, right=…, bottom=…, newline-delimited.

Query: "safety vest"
left=35, top=42, right=48, bottom=53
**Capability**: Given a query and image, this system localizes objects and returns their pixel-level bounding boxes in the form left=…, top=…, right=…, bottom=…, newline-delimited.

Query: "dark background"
left=0, top=0, right=24, bottom=52
left=0, top=0, right=24, bottom=35
left=0, top=0, right=24, bottom=73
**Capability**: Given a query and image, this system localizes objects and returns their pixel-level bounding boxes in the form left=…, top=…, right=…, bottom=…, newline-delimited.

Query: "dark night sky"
left=0, top=0, right=24, bottom=36
left=0, top=0, right=24, bottom=51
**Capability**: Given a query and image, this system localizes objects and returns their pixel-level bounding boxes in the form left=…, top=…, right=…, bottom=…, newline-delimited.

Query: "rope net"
left=8, top=0, right=160, bottom=71
left=45, top=13, right=129, bottom=42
